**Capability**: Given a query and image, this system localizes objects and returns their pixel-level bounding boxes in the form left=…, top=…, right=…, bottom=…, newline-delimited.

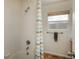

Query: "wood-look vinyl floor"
left=44, top=53, right=72, bottom=59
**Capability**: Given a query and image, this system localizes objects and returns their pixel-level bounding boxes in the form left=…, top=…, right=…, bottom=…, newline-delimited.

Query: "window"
left=48, top=14, right=68, bottom=21
left=48, top=14, right=69, bottom=29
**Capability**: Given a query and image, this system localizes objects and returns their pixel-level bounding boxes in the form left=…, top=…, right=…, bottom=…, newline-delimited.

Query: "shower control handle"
left=26, top=40, right=31, bottom=45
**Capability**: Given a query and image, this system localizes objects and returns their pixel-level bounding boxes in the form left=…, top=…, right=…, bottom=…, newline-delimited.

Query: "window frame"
left=47, top=10, right=70, bottom=30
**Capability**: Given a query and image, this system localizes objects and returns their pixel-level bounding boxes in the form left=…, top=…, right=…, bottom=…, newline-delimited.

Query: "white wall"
left=20, top=0, right=36, bottom=59
left=4, top=0, right=22, bottom=59
left=5, top=0, right=37, bottom=59
left=42, top=1, right=72, bottom=56
left=72, top=0, right=75, bottom=51
left=16, top=0, right=37, bottom=59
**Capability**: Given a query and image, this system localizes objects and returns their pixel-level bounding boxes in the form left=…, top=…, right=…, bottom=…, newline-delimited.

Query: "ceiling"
left=42, top=0, right=70, bottom=5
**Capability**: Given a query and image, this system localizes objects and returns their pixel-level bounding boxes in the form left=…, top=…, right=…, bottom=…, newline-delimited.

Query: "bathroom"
left=4, top=0, right=75, bottom=59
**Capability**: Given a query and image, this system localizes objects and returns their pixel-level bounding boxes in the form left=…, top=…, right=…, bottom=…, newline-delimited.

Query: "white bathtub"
left=4, top=50, right=35, bottom=59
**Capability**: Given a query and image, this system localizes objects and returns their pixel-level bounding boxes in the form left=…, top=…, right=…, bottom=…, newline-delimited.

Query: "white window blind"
left=48, top=12, right=69, bottom=29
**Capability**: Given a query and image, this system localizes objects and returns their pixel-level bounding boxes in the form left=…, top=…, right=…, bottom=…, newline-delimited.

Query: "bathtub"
left=4, top=50, right=35, bottom=59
